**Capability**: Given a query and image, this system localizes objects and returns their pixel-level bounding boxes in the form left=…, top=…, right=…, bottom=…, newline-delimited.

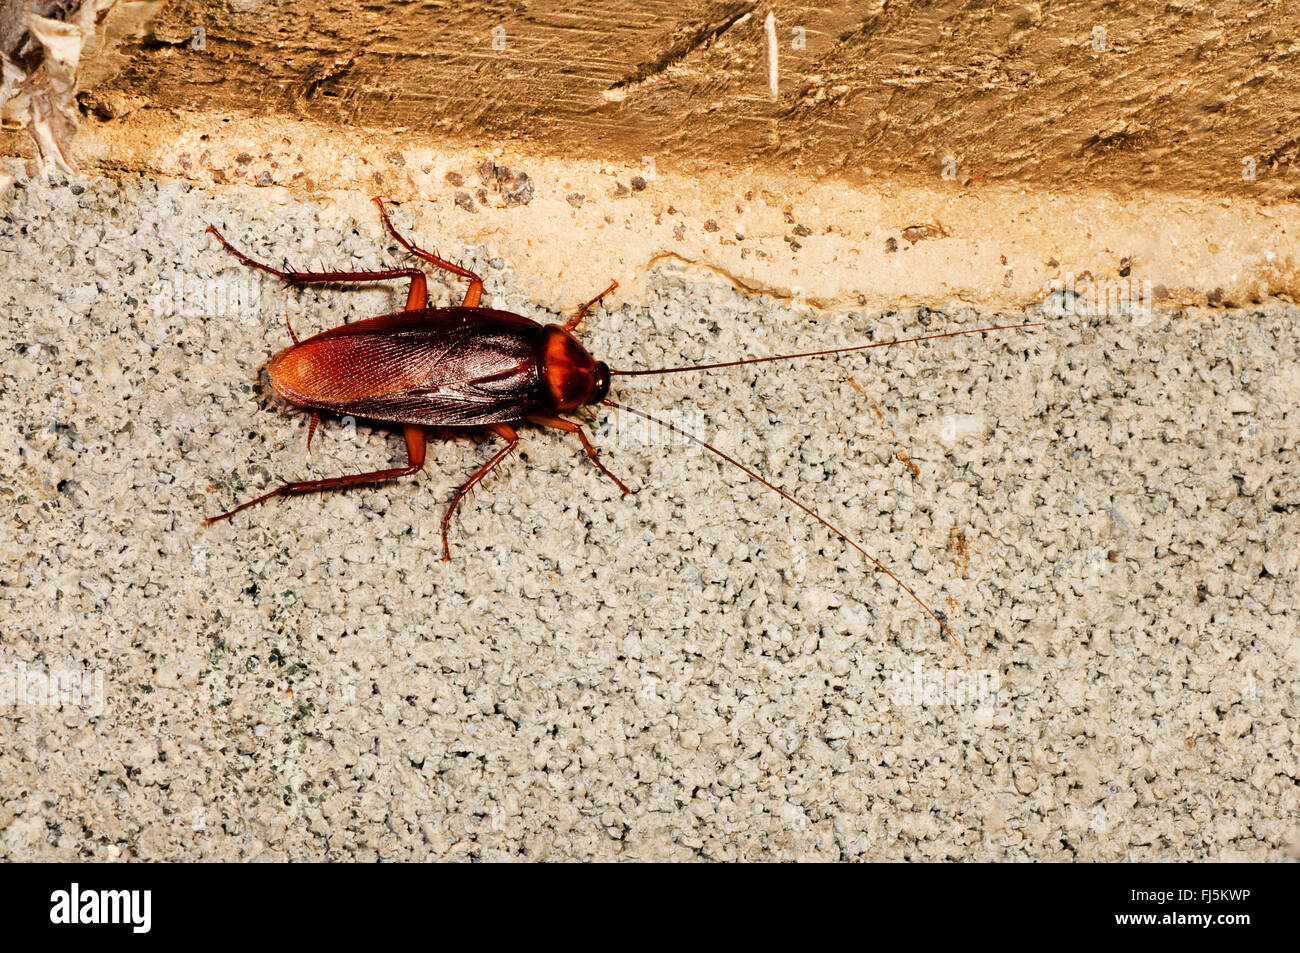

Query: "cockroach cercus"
left=204, top=198, right=1039, bottom=646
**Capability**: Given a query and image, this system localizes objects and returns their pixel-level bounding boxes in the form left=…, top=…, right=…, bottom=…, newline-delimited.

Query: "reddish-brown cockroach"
left=204, top=197, right=1039, bottom=644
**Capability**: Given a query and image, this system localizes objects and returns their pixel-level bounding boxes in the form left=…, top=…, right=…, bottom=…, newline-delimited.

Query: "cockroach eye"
left=589, top=362, right=611, bottom=404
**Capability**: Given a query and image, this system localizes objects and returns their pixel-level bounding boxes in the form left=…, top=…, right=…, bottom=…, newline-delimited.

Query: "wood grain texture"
left=90, top=0, right=1300, bottom=199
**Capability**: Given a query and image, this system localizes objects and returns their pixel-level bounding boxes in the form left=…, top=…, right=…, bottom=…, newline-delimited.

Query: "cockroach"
left=204, top=198, right=1038, bottom=645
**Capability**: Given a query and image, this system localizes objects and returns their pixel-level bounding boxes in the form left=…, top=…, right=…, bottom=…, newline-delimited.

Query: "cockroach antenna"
left=609, top=322, right=1044, bottom=376
left=602, top=397, right=965, bottom=649
left=605, top=320, right=1045, bottom=646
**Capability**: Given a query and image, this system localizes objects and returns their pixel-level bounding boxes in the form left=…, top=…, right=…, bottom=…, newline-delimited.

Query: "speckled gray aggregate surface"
left=1, top=174, right=1297, bottom=861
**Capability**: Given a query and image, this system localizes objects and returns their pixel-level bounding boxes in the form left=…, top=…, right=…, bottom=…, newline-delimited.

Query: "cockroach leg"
left=305, top=412, right=320, bottom=455
left=562, top=280, right=618, bottom=332
left=371, top=197, right=485, bottom=308
left=205, top=225, right=429, bottom=309
left=440, top=423, right=518, bottom=561
left=285, top=310, right=299, bottom=344
left=403, top=272, right=427, bottom=311
left=206, top=424, right=427, bottom=525
left=528, top=414, right=629, bottom=495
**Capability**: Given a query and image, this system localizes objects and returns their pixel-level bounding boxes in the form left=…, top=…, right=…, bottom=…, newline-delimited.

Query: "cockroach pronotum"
left=204, top=198, right=1039, bottom=646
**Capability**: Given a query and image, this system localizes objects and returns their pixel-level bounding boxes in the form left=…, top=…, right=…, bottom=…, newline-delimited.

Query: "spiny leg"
left=562, top=280, right=618, bottom=332
left=441, top=423, right=518, bottom=561
left=371, top=197, right=485, bottom=308
left=206, top=424, right=427, bottom=525
left=528, top=414, right=629, bottom=495
left=205, top=225, right=428, bottom=311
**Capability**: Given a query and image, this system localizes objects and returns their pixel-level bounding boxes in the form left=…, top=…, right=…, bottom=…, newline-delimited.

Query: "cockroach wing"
left=269, top=307, right=548, bottom=426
